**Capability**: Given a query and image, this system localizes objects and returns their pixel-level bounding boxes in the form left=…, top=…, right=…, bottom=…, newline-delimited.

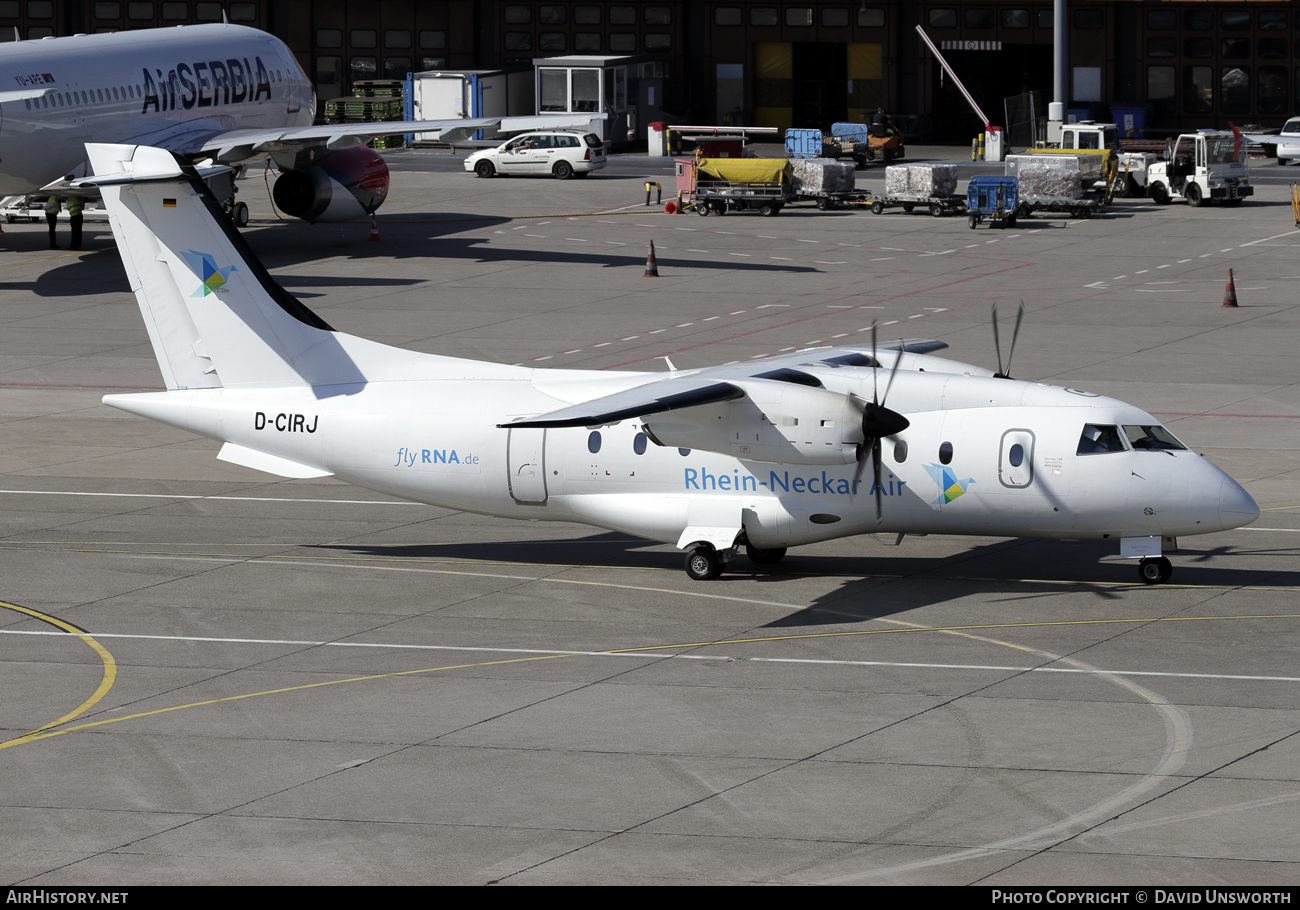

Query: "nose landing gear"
left=1138, top=556, right=1173, bottom=584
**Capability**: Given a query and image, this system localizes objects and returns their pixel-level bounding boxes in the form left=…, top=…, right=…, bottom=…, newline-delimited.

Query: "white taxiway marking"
left=5, top=628, right=1294, bottom=684
left=1241, top=229, right=1300, bottom=247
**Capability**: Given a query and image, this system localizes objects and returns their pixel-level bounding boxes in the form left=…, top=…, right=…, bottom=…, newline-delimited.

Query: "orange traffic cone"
left=643, top=240, right=659, bottom=277
left=1222, top=269, right=1238, bottom=308
left=368, top=215, right=380, bottom=242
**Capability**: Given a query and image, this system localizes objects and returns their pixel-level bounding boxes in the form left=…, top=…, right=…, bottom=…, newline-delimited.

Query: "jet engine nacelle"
left=272, top=146, right=389, bottom=223
left=643, top=380, right=863, bottom=465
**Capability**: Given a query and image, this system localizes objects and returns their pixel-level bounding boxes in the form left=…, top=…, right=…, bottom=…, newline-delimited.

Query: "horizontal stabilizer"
left=501, top=379, right=744, bottom=429
left=217, top=442, right=333, bottom=479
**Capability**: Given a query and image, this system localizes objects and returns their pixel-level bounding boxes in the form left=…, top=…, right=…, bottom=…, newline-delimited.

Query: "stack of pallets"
left=324, top=80, right=406, bottom=149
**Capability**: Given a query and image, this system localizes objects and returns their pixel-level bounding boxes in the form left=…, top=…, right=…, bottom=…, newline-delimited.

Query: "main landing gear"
left=682, top=542, right=788, bottom=580
left=1138, top=556, right=1173, bottom=585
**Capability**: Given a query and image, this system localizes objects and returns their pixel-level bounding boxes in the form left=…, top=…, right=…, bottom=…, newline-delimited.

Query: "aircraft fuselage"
left=0, top=24, right=313, bottom=194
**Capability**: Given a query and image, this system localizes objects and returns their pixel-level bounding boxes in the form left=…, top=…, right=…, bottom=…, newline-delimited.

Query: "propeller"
left=991, top=300, right=1026, bottom=379
left=852, top=325, right=911, bottom=520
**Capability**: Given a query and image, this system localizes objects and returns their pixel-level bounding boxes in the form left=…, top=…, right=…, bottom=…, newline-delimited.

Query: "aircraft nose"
left=1219, top=475, right=1259, bottom=530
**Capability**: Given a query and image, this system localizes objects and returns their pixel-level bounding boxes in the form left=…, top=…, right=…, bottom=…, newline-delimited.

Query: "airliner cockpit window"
left=1077, top=424, right=1127, bottom=455
left=1122, top=424, right=1187, bottom=451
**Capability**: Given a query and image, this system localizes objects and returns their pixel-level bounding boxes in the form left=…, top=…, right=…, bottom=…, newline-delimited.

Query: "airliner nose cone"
left=1219, top=475, right=1260, bottom=530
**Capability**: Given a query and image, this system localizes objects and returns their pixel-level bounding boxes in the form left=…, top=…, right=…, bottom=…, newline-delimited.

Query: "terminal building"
left=6, top=1, right=1297, bottom=137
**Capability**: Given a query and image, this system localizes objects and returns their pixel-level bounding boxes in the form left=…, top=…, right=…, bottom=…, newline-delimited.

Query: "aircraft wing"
left=190, top=113, right=610, bottom=163
left=500, top=376, right=745, bottom=429
left=499, top=339, right=950, bottom=429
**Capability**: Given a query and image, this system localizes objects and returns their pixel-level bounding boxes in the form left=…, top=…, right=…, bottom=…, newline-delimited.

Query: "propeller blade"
left=852, top=440, right=869, bottom=497
left=1004, top=301, right=1025, bottom=379
left=873, top=438, right=884, bottom=520
left=991, top=302, right=1005, bottom=377
left=870, top=320, right=879, bottom=405
left=880, top=339, right=905, bottom=408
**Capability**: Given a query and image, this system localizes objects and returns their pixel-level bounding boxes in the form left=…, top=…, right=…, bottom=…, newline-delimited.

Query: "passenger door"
left=507, top=427, right=548, bottom=503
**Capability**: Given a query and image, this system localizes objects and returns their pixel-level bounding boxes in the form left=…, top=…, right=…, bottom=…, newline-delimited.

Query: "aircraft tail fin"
left=83, top=143, right=364, bottom=390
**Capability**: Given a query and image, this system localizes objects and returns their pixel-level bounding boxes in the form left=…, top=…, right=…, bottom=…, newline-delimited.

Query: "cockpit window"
left=1077, top=424, right=1127, bottom=455
left=1122, top=424, right=1187, bottom=451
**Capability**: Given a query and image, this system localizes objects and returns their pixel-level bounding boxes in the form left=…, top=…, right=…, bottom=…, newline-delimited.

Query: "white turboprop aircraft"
left=80, top=143, right=1260, bottom=585
left=0, top=24, right=601, bottom=225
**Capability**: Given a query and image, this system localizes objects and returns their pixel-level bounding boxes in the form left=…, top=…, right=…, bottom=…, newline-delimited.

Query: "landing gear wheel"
left=684, top=545, right=724, bottom=581
left=870, top=200, right=884, bottom=214
left=1138, top=557, right=1173, bottom=585
left=232, top=201, right=249, bottom=228
left=902, top=203, right=914, bottom=212
left=474, top=160, right=495, bottom=178
left=1185, top=182, right=1202, bottom=207
left=746, top=545, right=787, bottom=565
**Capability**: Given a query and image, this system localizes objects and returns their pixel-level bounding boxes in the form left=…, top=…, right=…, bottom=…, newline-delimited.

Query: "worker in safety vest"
left=44, top=195, right=61, bottom=249
left=67, top=196, right=83, bottom=250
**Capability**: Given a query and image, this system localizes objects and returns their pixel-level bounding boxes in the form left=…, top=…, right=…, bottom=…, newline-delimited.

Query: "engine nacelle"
left=272, top=146, right=389, bottom=223
left=643, top=381, right=864, bottom=465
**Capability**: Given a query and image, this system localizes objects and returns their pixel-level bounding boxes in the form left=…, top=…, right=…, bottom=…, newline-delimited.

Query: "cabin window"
left=1077, top=424, right=1127, bottom=455
left=893, top=440, right=908, bottom=463
left=939, top=441, right=953, bottom=465
left=678, top=448, right=691, bottom=456
left=633, top=433, right=648, bottom=455
left=588, top=431, right=602, bottom=454
left=1008, top=444, right=1024, bottom=467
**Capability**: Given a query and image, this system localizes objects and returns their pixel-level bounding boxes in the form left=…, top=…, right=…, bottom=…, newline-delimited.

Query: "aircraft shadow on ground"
left=316, top=533, right=1299, bottom=628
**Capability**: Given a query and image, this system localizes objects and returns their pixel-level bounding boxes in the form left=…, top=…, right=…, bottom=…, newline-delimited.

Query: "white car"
left=465, top=130, right=606, bottom=179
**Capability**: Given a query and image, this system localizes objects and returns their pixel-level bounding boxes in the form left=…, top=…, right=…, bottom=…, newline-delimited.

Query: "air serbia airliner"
left=0, top=24, right=602, bottom=225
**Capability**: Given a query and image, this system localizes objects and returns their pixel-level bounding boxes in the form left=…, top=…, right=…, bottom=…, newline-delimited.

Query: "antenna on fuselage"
left=657, top=356, right=678, bottom=372
left=222, top=10, right=228, bottom=24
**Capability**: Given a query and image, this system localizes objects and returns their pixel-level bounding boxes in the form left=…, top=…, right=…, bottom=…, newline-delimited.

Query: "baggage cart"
left=866, top=192, right=965, bottom=217
left=676, top=157, right=795, bottom=216
left=966, top=176, right=1019, bottom=228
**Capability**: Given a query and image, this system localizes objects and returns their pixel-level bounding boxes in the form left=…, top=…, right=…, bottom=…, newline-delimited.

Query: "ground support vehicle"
left=1147, top=132, right=1253, bottom=207
left=464, top=129, right=606, bottom=179
left=675, top=158, right=795, bottom=216
left=866, top=192, right=965, bottom=217
left=966, top=176, right=1018, bottom=228
left=1038, top=122, right=1158, bottom=197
